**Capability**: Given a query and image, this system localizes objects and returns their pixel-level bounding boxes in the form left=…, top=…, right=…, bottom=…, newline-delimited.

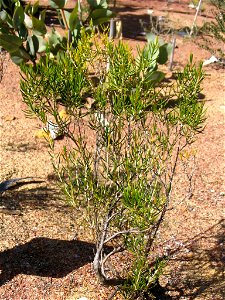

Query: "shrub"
left=20, top=30, right=205, bottom=298
left=200, top=0, right=225, bottom=60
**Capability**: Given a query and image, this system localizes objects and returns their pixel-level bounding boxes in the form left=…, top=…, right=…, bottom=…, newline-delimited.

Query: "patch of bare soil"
left=0, top=0, right=224, bottom=299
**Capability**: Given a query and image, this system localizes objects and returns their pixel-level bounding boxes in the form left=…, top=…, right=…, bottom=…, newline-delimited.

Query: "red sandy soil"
left=0, top=1, right=224, bottom=299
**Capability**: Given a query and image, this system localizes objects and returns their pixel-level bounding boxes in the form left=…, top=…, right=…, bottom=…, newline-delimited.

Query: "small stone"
left=185, top=252, right=194, bottom=258
left=4, top=115, right=16, bottom=121
left=168, top=290, right=180, bottom=297
left=219, top=192, right=225, bottom=196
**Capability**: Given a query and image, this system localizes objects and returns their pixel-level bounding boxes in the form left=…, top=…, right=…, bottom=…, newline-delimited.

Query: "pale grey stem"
left=145, top=143, right=181, bottom=254
left=190, top=0, right=203, bottom=36
left=101, top=246, right=124, bottom=279
left=169, top=37, right=176, bottom=71
left=104, top=227, right=151, bottom=245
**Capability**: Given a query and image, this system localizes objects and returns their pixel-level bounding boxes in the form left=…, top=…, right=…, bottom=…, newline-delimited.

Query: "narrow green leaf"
left=39, top=9, right=46, bottom=22
left=32, top=1, right=39, bottom=16
left=143, top=42, right=159, bottom=68
left=63, top=10, right=71, bottom=28
left=24, top=3, right=31, bottom=14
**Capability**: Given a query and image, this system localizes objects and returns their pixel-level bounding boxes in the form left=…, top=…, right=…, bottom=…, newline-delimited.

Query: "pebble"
left=3, top=115, right=16, bottom=121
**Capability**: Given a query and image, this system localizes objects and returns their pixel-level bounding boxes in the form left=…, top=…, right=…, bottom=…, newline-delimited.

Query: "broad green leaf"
left=69, top=4, right=78, bottom=31
left=87, top=0, right=97, bottom=8
left=27, top=35, right=39, bottom=56
left=91, top=8, right=114, bottom=20
left=13, top=5, right=25, bottom=30
left=158, top=37, right=166, bottom=46
left=0, top=33, right=22, bottom=52
left=0, top=10, right=13, bottom=27
left=11, top=55, right=26, bottom=65
left=10, top=46, right=31, bottom=65
left=145, top=70, right=165, bottom=84
left=157, top=43, right=172, bottom=65
left=72, top=23, right=81, bottom=38
left=28, top=35, right=46, bottom=55
left=92, top=16, right=113, bottom=26
left=0, top=10, right=5, bottom=21
left=49, top=0, right=67, bottom=9
left=47, top=28, right=66, bottom=54
left=87, top=0, right=108, bottom=9
left=0, top=10, right=9, bottom=22
left=146, top=32, right=156, bottom=43
left=24, top=13, right=32, bottom=28
left=91, top=9, right=115, bottom=26
left=36, top=35, right=46, bottom=52
left=47, top=28, right=62, bottom=47
left=166, top=43, right=173, bottom=56
left=0, top=22, right=10, bottom=34
left=32, top=16, right=47, bottom=35
left=17, top=23, right=28, bottom=39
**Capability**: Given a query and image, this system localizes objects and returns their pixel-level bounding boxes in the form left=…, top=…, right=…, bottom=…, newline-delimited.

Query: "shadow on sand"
left=164, top=219, right=224, bottom=299
left=0, top=237, right=95, bottom=286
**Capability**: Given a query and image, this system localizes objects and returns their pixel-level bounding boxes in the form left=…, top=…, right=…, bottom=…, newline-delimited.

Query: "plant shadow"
left=0, top=184, right=70, bottom=213
left=0, top=237, right=95, bottom=286
left=164, top=219, right=224, bottom=299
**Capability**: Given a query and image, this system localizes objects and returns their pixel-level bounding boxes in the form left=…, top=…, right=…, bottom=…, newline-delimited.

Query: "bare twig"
left=190, top=0, right=203, bottom=36
left=101, top=246, right=124, bottom=279
left=145, top=143, right=181, bottom=254
left=169, top=37, right=176, bottom=71
left=104, top=228, right=150, bottom=245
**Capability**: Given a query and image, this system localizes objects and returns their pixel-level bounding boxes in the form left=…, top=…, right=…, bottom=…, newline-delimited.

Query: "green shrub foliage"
left=201, top=0, right=225, bottom=59
left=20, top=30, right=205, bottom=299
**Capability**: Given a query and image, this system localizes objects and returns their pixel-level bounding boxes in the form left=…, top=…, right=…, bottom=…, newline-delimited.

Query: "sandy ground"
left=0, top=0, right=224, bottom=299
